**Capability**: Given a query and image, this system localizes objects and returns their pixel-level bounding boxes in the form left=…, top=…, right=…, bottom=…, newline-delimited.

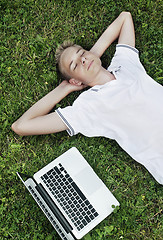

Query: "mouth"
left=87, top=60, right=94, bottom=70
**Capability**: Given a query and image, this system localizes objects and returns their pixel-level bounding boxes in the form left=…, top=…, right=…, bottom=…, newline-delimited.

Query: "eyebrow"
left=76, top=48, right=82, bottom=54
left=69, top=48, right=83, bottom=69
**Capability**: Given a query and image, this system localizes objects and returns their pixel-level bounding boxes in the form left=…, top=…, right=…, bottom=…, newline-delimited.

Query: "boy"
left=12, top=12, right=163, bottom=184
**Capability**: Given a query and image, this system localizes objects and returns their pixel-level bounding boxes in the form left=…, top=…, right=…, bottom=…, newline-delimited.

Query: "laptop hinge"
left=35, top=183, right=73, bottom=234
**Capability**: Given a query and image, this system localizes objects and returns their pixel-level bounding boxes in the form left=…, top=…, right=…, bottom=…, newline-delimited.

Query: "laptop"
left=17, top=147, right=119, bottom=240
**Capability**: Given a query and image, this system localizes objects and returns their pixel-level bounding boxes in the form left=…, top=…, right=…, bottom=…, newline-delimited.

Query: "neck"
left=89, top=67, right=116, bottom=87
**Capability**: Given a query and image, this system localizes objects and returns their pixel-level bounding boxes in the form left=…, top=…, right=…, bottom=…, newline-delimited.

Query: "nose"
left=81, top=56, right=86, bottom=65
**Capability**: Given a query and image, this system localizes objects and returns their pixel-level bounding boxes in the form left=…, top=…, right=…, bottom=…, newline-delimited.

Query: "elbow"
left=121, top=11, right=132, bottom=17
left=11, top=121, right=25, bottom=136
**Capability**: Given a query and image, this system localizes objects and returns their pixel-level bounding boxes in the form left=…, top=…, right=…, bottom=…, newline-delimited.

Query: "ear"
left=69, top=78, right=82, bottom=86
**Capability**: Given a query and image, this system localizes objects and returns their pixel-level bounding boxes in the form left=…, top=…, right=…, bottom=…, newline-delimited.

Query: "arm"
left=11, top=81, right=85, bottom=136
left=90, top=12, right=135, bottom=58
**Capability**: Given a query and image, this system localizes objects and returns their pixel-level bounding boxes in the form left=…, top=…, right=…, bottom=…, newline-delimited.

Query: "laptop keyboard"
left=41, top=163, right=99, bottom=231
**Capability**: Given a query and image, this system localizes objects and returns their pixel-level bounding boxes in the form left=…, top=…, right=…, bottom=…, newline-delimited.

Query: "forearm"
left=11, top=80, right=86, bottom=136
left=90, top=12, right=132, bottom=57
left=12, top=83, right=70, bottom=127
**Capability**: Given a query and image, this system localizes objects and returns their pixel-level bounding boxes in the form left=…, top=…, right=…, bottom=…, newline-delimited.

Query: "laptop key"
left=76, top=196, right=80, bottom=200
left=77, top=220, right=81, bottom=225
left=47, top=169, right=53, bottom=175
left=82, top=211, right=86, bottom=216
left=87, top=211, right=91, bottom=215
left=80, top=224, right=84, bottom=229
left=90, top=214, right=94, bottom=220
left=94, top=212, right=98, bottom=217
left=70, top=188, right=74, bottom=194
left=65, top=189, right=69, bottom=194
left=62, top=177, right=66, bottom=182
left=85, top=200, right=90, bottom=205
left=60, top=174, right=64, bottom=178
left=82, top=219, right=87, bottom=226
left=68, top=177, right=73, bottom=183
left=70, top=204, right=75, bottom=209
left=60, top=167, right=64, bottom=172
left=71, top=196, right=75, bottom=201
left=91, top=208, right=95, bottom=214
left=43, top=174, right=48, bottom=180
left=88, top=204, right=93, bottom=209
left=68, top=193, right=72, bottom=198
left=68, top=208, right=73, bottom=214
left=85, top=215, right=91, bottom=223
left=79, top=215, right=83, bottom=220
left=55, top=190, right=59, bottom=195
left=76, top=211, right=80, bottom=216
left=74, top=200, right=77, bottom=205
left=54, top=166, right=61, bottom=175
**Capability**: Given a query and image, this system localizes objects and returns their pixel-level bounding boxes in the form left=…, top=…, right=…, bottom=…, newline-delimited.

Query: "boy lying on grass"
left=12, top=12, right=163, bottom=184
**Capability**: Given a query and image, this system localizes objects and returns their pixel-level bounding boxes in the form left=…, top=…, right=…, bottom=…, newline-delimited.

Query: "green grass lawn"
left=0, top=0, right=163, bottom=239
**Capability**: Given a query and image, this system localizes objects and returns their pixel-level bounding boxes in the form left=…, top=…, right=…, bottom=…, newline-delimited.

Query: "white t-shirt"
left=56, top=44, right=163, bottom=184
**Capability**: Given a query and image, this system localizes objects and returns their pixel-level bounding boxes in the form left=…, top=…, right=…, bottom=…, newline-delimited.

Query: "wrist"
left=57, top=81, right=72, bottom=96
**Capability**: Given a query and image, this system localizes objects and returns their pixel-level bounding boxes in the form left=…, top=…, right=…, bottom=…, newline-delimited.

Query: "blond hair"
left=55, top=40, right=80, bottom=79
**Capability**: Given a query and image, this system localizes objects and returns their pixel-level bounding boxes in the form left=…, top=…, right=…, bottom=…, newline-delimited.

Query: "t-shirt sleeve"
left=55, top=104, right=96, bottom=137
left=55, top=107, right=76, bottom=136
left=56, top=104, right=89, bottom=136
left=55, top=89, right=107, bottom=137
left=55, top=91, right=98, bottom=137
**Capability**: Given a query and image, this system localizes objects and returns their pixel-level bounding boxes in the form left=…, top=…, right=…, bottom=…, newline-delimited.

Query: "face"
left=60, top=46, right=102, bottom=86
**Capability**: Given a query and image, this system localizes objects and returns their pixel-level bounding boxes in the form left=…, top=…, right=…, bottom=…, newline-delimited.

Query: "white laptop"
left=17, top=147, right=119, bottom=240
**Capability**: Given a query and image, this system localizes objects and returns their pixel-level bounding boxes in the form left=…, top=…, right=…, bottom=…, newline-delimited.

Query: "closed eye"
left=74, top=64, right=77, bottom=70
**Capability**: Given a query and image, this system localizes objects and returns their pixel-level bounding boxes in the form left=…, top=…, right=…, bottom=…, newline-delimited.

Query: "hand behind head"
left=59, top=80, right=87, bottom=93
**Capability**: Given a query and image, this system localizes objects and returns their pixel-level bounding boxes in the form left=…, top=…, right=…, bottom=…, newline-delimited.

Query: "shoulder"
left=108, top=44, right=140, bottom=69
left=115, top=44, right=139, bottom=58
left=108, top=44, right=146, bottom=79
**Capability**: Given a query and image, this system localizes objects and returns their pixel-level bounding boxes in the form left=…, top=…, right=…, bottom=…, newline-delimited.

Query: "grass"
left=0, top=0, right=163, bottom=239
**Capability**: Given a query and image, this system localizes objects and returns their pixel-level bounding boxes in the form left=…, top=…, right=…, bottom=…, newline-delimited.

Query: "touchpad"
left=75, top=167, right=102, bottom=195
